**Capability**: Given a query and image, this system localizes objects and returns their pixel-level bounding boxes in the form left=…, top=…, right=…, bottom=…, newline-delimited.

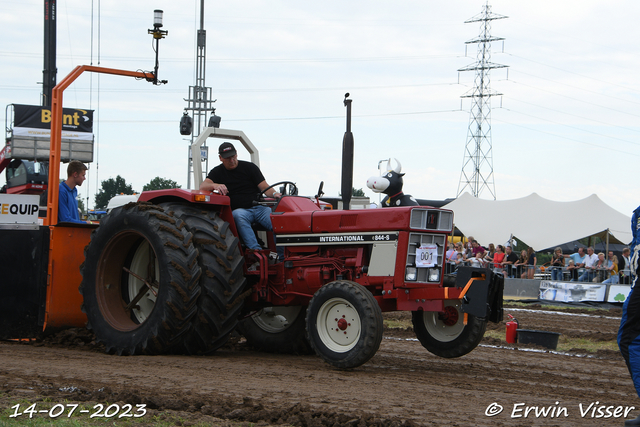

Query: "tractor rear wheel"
left=80, top=202, right=200, bottom=355
left=160, top=203, right=247, bottom=355
left=306, top=281, right=383, bottom=369
left=238, top=306, right=312, bottom=354
left=412, top=300, right=487, bottom=358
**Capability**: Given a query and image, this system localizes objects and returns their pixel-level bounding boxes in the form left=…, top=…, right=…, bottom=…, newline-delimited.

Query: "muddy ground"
left=1, top=304, right=637, bottom=426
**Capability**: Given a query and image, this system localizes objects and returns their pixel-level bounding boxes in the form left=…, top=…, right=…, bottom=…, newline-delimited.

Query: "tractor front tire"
left=80, top=202, right=201, bottom=355
left=412, top=299, right=487, bottom=358
left=306, top=281, right=383, bottom=369
left=238, top=306, right=313, bottom=354
left=160, top=203, right=247, bottom=355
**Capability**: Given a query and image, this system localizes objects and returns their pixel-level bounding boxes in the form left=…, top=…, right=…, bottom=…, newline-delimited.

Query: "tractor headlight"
left=428, top=268, right=440, bottom=282
left=405, top=267, right=417, bottom=281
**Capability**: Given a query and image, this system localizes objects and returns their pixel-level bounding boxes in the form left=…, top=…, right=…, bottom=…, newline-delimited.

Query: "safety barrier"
left=446, top=261, right=632, bottom=284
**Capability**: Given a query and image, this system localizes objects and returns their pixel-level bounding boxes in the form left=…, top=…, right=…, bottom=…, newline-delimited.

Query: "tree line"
left=91, top=178, right=364, bottom=211
left=93, top=176, right=180, bottom=210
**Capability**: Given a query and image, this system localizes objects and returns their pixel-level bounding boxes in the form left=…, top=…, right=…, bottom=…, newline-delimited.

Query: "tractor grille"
left=410, top=209, right=453, bottom=232
left=406, top=232, right=447, bottom=282
left=339, top=214, right=358, bottom=228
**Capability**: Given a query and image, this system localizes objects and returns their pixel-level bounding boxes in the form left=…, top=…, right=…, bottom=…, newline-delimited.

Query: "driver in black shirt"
left=200, top=142, right=280, bottom=251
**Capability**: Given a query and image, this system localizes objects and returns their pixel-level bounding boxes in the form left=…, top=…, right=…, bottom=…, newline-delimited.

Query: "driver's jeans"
left=232, top=205, right=274, bottom=251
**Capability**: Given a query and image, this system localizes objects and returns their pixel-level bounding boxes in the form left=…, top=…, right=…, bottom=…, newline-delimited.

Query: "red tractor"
left=1, top=66, right=503, bottom=369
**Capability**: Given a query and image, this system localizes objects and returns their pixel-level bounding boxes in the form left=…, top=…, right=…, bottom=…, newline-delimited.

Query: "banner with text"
left=12, top=104, right=94, bottom=141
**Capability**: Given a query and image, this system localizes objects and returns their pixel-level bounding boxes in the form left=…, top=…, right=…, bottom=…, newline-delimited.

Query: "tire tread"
left=160, top=203, right=247, bottom=355
left=80, top=202, right=200, bottom=355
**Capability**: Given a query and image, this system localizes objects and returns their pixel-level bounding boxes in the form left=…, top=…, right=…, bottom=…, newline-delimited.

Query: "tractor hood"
left=271, top=196, right=453, bottom=235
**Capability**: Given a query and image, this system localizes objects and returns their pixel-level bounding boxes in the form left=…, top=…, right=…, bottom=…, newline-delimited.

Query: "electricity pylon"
left=457, top=1, right=508, bottom=199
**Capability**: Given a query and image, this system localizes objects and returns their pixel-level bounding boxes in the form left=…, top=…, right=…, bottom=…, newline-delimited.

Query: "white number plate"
left=416, top=244, right=437, bottom=268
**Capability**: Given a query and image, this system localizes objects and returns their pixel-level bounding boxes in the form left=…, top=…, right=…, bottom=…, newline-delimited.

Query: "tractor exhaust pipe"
left=341, top=93, right=354, bottom=210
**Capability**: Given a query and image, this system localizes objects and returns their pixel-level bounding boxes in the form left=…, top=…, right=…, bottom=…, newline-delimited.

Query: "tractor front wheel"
left=412, top=300, right=487, bottom=358
left=306, top=281, right=383, bottom=369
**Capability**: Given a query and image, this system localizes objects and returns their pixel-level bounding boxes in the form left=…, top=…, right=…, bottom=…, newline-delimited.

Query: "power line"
left=0, top=81, right=460, bottom=94
left=507, top=79, right=640, bottom=120
left=98, top=108, right=463, bottom=123
left=512, top=69, right=640, bottom=107
left=505, top=52, right=640, bottom=94
left=505, top=97, right=640, bottom=138
left=492, top=115, right=640, bottom=158
left=211, top=81, right=460, bottom=93
left=0, top=50, right=463, bottom=63
left=500, top=106, right=640, bottom=148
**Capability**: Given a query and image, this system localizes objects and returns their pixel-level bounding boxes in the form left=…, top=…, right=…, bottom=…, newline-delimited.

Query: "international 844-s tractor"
left=1, top=66, right=503, bottom=369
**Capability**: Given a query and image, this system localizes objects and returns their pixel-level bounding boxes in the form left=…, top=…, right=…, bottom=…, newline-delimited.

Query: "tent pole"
left=606, top=229, right=610, bottom=260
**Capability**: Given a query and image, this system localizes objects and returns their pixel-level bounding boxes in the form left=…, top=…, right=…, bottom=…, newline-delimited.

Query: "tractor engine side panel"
left=280, top=246, right=368, bottom=294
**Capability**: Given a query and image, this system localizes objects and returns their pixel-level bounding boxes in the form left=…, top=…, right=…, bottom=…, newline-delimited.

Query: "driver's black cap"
left=219, top=142, right=237, bottom=159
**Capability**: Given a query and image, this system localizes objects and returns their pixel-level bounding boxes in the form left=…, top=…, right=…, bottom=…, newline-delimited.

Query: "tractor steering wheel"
left=257, top=181, right=298, bottom=204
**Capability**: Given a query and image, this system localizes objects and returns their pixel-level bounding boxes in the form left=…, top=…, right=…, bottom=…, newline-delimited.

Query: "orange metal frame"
left=44, top=225, right=94, bottom=328
left=42, top=66, right=154, bottom=331
left=45, top=65, right=153, bottom=226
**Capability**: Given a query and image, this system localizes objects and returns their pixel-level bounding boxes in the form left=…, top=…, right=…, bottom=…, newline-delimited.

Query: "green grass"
left=555, top=337, right=620, bottom=353
left=383, top=318, right=412, bottom=329
left=503, top=301, right=608, bottom=313
left=483, top=329, right=619, bottom=353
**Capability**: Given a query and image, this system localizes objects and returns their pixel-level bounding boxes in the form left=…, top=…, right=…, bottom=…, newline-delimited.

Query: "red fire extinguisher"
left=506, top=314, right=519, bottom=343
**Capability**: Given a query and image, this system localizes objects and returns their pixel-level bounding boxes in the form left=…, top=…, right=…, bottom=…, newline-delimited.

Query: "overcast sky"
left=1, top=0, right=638, bottom=219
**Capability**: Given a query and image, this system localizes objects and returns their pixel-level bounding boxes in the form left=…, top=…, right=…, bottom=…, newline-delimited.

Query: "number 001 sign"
left=415, top=244, right=438, bottom=268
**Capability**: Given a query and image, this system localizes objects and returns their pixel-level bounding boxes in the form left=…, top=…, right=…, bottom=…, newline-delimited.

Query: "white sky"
left=1, top=0, right=638, bottom=218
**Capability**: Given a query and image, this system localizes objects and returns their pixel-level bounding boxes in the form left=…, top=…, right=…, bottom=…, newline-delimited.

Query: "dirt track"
left=1, top=305, right=638, bottom=426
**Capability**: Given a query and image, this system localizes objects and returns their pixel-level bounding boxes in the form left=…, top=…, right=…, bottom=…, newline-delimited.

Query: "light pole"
left=148, top=9, right=168, bottom=85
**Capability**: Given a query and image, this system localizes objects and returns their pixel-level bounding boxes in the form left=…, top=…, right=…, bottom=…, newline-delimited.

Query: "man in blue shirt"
left=58, top=160, right=90, bottom=224
left=619, top=205, right=640, bottom=426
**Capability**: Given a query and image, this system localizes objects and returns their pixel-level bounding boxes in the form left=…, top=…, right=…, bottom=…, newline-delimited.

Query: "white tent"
left=444, top=193, right=632, bottom=251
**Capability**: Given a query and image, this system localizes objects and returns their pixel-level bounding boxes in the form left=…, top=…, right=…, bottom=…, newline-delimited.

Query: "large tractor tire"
left=237, top=306, right=313, bottom=354
left=160, top=203, right=247, bottom=355
left=80, top=202, right=201, bottom=355
left=412, top=299, right=487, bottom=358
left=306, top=281, right=383, bottom=369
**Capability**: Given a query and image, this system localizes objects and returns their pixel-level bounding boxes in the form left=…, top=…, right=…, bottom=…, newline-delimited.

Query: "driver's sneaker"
left=626, top=414, right=640, bottom=426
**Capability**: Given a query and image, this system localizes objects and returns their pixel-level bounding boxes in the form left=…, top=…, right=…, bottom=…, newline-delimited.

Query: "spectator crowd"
left=445, top=236, right=631, bottom=284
